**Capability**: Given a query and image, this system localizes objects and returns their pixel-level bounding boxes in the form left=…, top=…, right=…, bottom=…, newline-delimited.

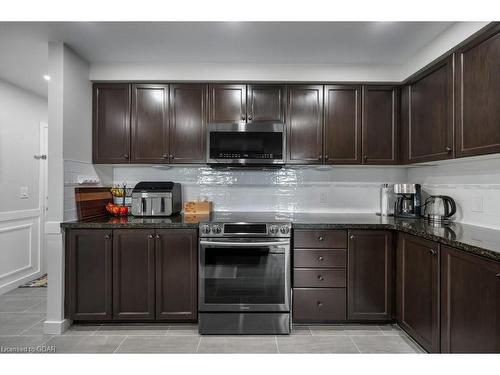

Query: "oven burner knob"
left=200, top=225, right=211, bottom=235
left=212, top=225, right=222, bottom=235
left=269, top=225, right=279, bottom=235
left=279, top=225, right=290, bottom=235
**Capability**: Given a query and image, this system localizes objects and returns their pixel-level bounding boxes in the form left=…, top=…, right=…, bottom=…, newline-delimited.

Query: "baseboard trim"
left=44, top=319, right=71, bottom=334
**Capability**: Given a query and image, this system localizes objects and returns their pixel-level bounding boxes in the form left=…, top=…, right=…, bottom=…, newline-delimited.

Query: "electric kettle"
left=423, top=195, right=457, bottom=223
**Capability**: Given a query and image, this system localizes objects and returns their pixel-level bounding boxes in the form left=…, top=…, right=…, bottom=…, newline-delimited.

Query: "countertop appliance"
left=207, top=123, right=286, bottom=167
left=423, top=195, right=457, bottom=223
left=131, top=181, right=182, bottom=217
left=393, top=183, right=422, bottom=219
left=198, top=212, right=291, bottom=335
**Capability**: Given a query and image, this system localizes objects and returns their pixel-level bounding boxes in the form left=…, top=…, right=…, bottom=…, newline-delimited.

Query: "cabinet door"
left=347, top=230, right=393, bottom=321
left=286, top=85, right=323, bottom=164
left=66, top=229, right=112, bottom=320
left=402, top=56, right=454, bottom=163
left=169, top=84, right=207, bottom=163
left=324, top=85, right=361, bottom=164
left=441, top=246, right=500, bottom=353
left=455, top=24, right=500, bottom=157
left=155, top=229, right=198, bottom=321
left=131, top=84, right=169, bottom=163
left=208, top=84, right=247, bottom=123
left=92, top=83, right=131, bottom=163
left=247, top=84, right=285, bottom=123
left=397, top=234, right=440, bottom=353
left=113, top=229, right=155, bottom=320
left=362, top=85, right=399, bottom=164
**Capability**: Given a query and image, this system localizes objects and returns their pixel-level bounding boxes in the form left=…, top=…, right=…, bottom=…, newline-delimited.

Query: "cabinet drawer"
left=294, top=249, right=347, bottom=268
left=294, top=230, right=347, bottom=249
left=293, top=288, right=346, bottom=322
left=294, top=268, right=346, bottom=288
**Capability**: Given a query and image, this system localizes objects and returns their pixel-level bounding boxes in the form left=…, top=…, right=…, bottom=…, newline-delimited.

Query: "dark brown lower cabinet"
left=441, top=246, right=500, bottom=353
left=66, top=229, right=113, bottom=320
left=397, top=234, right=440, bottom=353
left=112, top=229, right=156, bottom=320
left=155, top=229, right=198, bottom=321
left=348, top=230, right=393, bottom=321
left=293, top=288, right=346, bottom=322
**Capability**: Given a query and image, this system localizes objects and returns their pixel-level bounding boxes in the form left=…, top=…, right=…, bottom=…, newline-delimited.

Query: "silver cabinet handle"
left=317, top=301, right=323, bottom=308
left=318, top=236, right=324, bottom=241
left=317, top=275, right=324, bottom=281
left=200, top=240, right=288, bottom=247
left=429, top=249, right=437, bottom=256
left=318, top=256, right=324, bottom=261
left=350, top=235, right=355, bottom=240
left=123, top=154, right=129, bottom=159
left=155, top=234, right=160, bottom=240
left=148, top=234, right=154, bottom=239
left=446, top=146, right=452, bottom=153
left=104, top=234, right=111, bottom=240
left=496, top=272, right=500, bottom=278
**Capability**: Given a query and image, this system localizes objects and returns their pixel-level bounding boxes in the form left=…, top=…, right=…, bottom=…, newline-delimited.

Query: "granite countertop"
left=60, top=213, right=500, bottom=262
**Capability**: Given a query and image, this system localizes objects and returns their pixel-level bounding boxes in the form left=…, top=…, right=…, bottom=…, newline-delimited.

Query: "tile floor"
left=0, top=287, right=424, bottom=354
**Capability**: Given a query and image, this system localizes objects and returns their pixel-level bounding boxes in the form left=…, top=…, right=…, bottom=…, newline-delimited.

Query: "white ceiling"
left=0, top=22, right=456, bottom=98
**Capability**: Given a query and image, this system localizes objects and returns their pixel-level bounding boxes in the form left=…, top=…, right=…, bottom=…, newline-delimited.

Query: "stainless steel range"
left=198, top=213, right=292, bottom=335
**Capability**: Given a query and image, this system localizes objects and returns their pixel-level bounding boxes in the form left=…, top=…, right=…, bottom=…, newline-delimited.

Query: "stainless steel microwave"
left=207, top=123, right=286, bottom=166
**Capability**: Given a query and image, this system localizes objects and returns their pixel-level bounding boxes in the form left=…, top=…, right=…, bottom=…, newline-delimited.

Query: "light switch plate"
left=319, top=192, right=328, bottom=204
left=20, top=186, right=29, bottom=199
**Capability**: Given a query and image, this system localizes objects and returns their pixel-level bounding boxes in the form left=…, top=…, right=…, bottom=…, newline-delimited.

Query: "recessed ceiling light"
left=43, top=75, right=51, bottom=81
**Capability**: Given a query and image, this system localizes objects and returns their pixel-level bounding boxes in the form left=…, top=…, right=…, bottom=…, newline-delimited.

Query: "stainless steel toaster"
left=131, top=182, right=182, bottom=217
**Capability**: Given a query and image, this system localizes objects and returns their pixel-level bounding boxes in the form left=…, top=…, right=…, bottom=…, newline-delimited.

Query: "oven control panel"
left=199, top=223, right=291, bottom=238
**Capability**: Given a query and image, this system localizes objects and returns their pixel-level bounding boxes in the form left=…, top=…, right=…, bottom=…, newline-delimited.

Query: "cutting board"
left=75, top=187, right=113, bottom=220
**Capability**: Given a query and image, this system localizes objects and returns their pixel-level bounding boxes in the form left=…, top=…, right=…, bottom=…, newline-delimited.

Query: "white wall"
left=114, top=166, right=407, bottom=213
left=408, top=156, right=500, bottom=230
left=0, top=78, right=47, bottom=294
left=46, top=43, right=113, bottom=334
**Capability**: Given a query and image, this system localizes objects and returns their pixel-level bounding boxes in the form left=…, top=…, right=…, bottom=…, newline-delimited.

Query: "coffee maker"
left=393, top=183, right=422, bottom=218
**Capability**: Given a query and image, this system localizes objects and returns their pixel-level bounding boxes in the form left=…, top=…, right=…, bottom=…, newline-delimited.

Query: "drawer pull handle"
left=317, top=301, right=323, bottom=308
left=317, top=275, right=324, bottom=281
left=496, top=273, right=500, bottom=278
left=429, top=249, right=437, bottom=256
left=350, top=235, right=355, bottom=240
left=318, top=256, right=324, bottom=261
left=318, top=236, right=324, bottom=241
left=104, top=234, right=111, bottom=240
left=148, top=234, right=154, bottom=239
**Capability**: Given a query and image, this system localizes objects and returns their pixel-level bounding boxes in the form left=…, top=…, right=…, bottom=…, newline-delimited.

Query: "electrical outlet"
left=20, top=186, right=29, bottom=199
left=472, top=195, right=483, bottom=213
left=319, top=192, right=328, bottom=204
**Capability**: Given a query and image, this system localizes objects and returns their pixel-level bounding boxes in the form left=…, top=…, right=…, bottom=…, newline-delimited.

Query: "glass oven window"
left=209, top=132, right=283, bottom=159
left=203, top=247, right=285, bottom=305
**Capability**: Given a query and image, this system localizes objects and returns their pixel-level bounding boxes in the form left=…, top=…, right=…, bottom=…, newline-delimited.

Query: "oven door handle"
left=199, top=240, right=289, bottom=247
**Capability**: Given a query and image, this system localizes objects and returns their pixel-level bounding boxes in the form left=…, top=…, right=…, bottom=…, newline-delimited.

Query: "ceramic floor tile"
left=0, top=313, right=45, bottom=335
left=18, top=321, right=54, bottom=338
left=0, top=335, right=53, bottom=354
left=197, top=336, right=278, bottom=353
left=97, top=324, right=169, bottom=336
left=45, top=335, right=125, bottom=353
left=277, top=335, right=359, bottom=353
left=3, top=288, right=45, bottom=297
left=166, top=324, right=200, bottom=336
left=22, top=300, right=47, bottom=313
left=309, top=324, right=384, bottom=336
left=351, top=335, right=419, bottom=353
left=116, top=336, right=200, bottom=353
left=0, top=296, right=45, bottom=313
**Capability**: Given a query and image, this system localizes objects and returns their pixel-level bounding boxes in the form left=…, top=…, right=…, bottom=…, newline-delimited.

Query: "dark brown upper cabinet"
left=402, top=56, right=454, bottom=164
left=208, top=84, right=247, bottom=123
left=131, top=84, right=169, bottom=163
left=66, top=229, right=113, bottom=321
left=169, top=84, right=207, bottom=163
left=397, top=234, right=440, bottom=353
left=362, top=85, right=399, bottom=164
left=92, top=83, right=131, bottom=164
left=247, top=84, right=286, bottom=123
left=286, top=85, right=324, bottom=164
left=113, top=229, right=156, bottom=320
left=347, top=230, right=393, bottom=321
left=155, top=229, right=198, bottom=321
left=324, top=85, right=362, bottom=164
left=455, top=24, right=500, bottom=158
left=441, top=245, right=500, bottom=353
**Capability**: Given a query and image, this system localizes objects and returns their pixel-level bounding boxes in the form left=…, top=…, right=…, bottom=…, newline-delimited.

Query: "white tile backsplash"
left=114, top=165, right=407, bottom=213
left=408, top=155, right=500, bottom=230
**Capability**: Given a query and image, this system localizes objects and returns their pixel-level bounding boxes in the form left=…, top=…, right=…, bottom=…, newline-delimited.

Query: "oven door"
left=199, top=238, right=290, bottom=312
left=207, top=123, right=285, bottom=165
